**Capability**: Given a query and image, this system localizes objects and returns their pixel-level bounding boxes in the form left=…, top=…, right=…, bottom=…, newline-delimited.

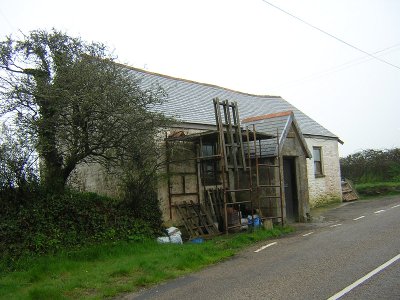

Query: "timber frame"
left=165, top=99, right=285, bottom=238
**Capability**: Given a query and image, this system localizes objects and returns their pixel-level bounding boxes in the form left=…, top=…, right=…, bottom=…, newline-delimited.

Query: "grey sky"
left=0, top=0, right=399, bottom=156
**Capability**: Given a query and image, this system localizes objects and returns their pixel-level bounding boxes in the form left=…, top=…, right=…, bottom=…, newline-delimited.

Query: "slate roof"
left=242, top=111, right=312, bottom=158
left=124, top=65, right=339, bottom=140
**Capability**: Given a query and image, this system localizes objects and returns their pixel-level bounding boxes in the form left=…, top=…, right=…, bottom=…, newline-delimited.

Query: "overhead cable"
left=274, top=43, right=400, bottom=89
left=261, top=0, right=400, bottom=71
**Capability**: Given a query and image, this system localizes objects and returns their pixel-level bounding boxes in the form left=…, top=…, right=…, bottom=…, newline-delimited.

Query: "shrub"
left=340, top=148, right=400, bottom=183
left=0, top=188, right=157, bottom=264
left=123, top=177, right=162, bottom=230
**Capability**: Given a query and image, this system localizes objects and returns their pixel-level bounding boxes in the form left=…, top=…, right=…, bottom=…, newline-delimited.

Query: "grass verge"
left=355, top=182, right=400, bottom=199
left=0, top=226, right=293, bottom=300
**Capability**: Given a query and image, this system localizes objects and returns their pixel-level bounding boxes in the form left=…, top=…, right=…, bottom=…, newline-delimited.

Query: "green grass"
left=356, top=181, right=400, bottom=189
left=0, top=226, right=293, bottom=299
left=355, top=181, right=400, bottom=199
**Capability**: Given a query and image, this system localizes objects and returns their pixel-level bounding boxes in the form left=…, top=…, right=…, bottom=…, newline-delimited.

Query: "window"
left=202, top=144, right=214, bottom=157
left=313, top=147, right=323, bottom=176
left=200, top=144, right=220, bottom=185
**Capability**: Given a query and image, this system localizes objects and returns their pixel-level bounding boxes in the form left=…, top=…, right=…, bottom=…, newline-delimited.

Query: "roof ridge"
left=116, top=62, right=282, bottom=99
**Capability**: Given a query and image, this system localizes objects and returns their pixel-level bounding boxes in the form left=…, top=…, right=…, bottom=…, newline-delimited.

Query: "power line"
left=273, top=43, right=400, bottom=90
left=261, top=0, right=400, bottom=71
left=0, top=8, right=16, bottom=33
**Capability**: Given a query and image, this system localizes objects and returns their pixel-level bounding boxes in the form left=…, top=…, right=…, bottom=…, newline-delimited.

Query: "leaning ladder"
left=252, top=126, right=284, bottom=226
left=213, top=98, right=253, bottom=233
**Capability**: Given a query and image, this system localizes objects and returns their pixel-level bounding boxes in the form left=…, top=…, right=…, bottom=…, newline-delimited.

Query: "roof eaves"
left=303, top=134, right=344, bottom=145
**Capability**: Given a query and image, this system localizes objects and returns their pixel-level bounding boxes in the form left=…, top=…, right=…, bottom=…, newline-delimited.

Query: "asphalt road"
left=125, top=196, right=400, bottom=300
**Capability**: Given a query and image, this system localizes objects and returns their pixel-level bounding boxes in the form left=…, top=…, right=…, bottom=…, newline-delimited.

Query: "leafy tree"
left=0, top=122, right=38, bottom=190
left=0, top=29, right=172, bottom=192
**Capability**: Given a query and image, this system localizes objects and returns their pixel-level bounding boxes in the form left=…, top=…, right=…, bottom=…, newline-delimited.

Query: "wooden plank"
left=182, top=201, right=200, bottom=236
left=199, top=204, right=219, bottom=234
left=212, top=188, right=223, bottom=225
left=233, top=101, right=247, bottom=169
left=190, top=200, right=212, bottom=235
left=175, top=204, right=197, bottom=238
left=205, top=189, right=217, bottom=222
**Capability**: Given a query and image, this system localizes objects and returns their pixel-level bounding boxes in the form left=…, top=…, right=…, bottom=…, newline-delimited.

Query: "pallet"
left=174, top=201, right=220, bottom=239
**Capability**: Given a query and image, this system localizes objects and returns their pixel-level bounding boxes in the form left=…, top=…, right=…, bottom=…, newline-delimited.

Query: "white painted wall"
left=305, top=137, right=342, bottom=207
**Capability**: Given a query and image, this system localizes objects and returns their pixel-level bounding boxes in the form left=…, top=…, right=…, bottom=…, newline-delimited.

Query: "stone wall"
left=158, top=128, right=204, bottom=223
left=68, top=127, right=206, bottom=225
left=305, top=137, right=342, bottom=207
left=68, top=163, right=124, bottom=199
left=68, top=127, right=343, bottom=221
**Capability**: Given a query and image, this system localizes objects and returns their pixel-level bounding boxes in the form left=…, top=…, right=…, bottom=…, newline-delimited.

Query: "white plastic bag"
left=157, top=227, right=183, bottom=244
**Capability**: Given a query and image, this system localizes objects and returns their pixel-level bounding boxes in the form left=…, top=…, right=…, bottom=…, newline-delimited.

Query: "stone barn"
left=71, top=66, right=343, bottom=235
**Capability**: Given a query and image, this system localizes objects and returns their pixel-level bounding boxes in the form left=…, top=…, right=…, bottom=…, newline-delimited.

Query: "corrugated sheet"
left=249, top=139, right=278, bottom=158
left=245, top=114, right=290, bottom=157
left=249, top=115, right=290, bottom=137
left=127, top=66, right=338, bottom=139
left=244, top=113, right=311, bottom=158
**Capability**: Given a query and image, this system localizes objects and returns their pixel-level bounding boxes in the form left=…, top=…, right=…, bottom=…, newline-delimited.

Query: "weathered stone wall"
left=69, top=126, right=342, bottom=223
left=158, top=128, right=205, bottom=224
left=68, top=127, right=206, bottom=225
left=305, top=137, right=342, bottom=207
left=68, top=163, right=124, bottom=199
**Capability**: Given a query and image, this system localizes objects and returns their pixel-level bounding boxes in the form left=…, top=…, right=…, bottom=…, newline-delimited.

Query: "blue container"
left=248, top=216, right=261, bottom=227
left=191, top=237, right=204, bottom=244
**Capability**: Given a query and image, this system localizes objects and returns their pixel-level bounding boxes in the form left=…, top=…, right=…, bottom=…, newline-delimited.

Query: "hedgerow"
left=340, top=148, right=400, bottom=183
left=0, top=188, right=157, bottom=266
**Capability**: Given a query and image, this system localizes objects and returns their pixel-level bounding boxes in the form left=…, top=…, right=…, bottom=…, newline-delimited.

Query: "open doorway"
left=283, top=158, right=298, bottom=221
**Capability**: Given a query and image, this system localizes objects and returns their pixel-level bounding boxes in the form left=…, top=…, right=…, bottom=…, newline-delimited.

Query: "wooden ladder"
left=213, top=98, right=253, bottom=232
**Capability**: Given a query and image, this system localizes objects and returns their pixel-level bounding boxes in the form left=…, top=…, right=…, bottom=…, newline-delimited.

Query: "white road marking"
left=327, top=253, right=400, bottom=300
left=302, top=232, right=314, bottom=237
left=391, top=204, right=400, bottom=209
left=353, top=216, right=365, bottom=221
left=254, top=242, right=277, bottom=253
left=374, top=210, right=385, bottom=214
left=330, top=224, right=342, bottom=228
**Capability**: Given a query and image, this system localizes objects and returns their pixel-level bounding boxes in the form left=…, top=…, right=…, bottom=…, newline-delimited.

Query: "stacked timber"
left=342, top=179, right=359, bottom=202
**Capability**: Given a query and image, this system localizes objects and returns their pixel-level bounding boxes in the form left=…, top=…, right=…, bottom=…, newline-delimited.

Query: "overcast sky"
left=0, top=0, right=399, bottom=156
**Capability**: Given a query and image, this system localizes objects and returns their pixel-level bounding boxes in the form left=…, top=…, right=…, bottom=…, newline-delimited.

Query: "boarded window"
left=313, top=147, right=323, bottom=176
